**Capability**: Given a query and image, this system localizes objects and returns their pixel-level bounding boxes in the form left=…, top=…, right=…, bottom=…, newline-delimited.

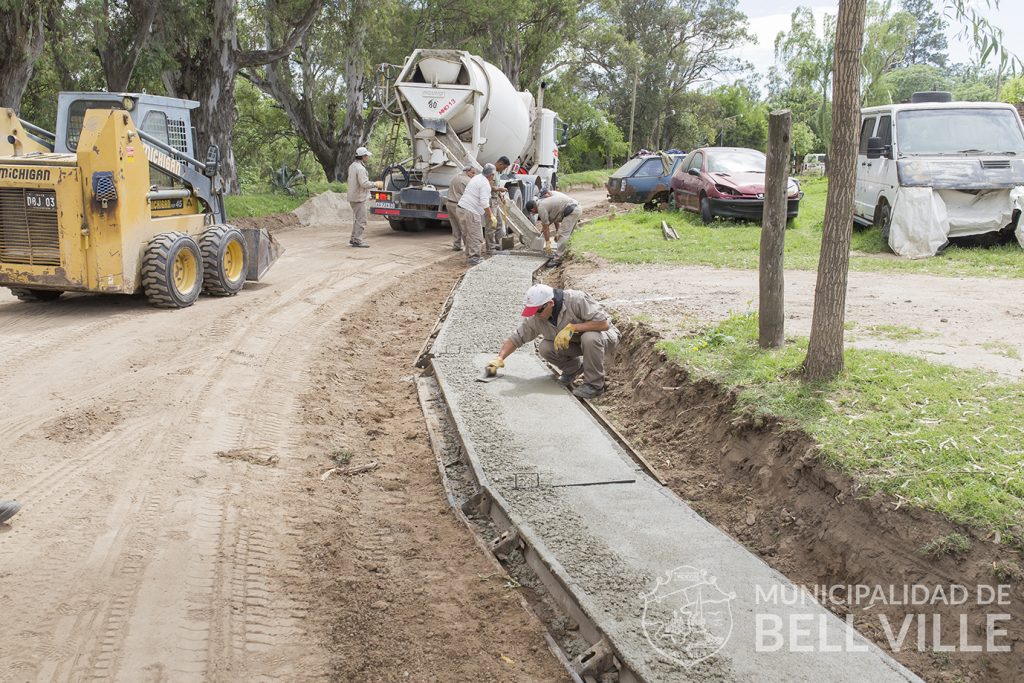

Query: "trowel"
left=476, top=366, right=500, bottom=383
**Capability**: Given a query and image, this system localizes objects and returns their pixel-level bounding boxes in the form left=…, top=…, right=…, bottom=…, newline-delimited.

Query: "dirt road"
left=0, top=217, right=564, bottom=681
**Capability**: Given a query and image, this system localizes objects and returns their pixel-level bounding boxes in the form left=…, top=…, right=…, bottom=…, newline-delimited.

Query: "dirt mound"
left=599, top=320, right=1024, bottom=682
left=292, top=191, right=353, bottom=226
left=231, top=212, right=301, bottom=233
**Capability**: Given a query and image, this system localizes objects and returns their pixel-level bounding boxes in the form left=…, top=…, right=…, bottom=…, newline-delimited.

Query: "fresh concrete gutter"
left=422, top=254, right=923, bottom=682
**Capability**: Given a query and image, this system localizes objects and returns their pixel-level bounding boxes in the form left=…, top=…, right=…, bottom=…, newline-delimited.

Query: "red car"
left=670, top=147, right=802, bottom=224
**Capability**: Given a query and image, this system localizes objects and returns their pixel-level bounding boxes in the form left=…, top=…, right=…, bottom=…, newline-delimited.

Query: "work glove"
left=489, top=213, right=498, bottom=229
left=374, top=180, right=384, bottom=189
left=486, top=357, right=505, bottom=377
left=554, top=324, right=576, bottom=351
left=544, top=238, right=554, bottom=256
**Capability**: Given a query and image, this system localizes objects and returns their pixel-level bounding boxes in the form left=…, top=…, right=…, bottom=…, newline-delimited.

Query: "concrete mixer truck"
left=370, top=49, right=565, bottom=247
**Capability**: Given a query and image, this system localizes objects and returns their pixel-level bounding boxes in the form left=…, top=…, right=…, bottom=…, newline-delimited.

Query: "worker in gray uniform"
left=456, top=163, right=498, bottom=266
left=525, top=190, right=582, bottom=266
left=446, top=164, right=476, bottom=252
left=347, top=146, right=382, bottom=248
left=486, top=283, right=618, bottom=399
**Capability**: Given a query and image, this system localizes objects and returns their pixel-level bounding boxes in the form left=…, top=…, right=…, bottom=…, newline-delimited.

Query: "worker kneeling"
left=488, top=284, right=618, bottom=399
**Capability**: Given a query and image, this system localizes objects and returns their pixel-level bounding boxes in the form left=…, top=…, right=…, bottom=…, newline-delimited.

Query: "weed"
left=329, top=448, right=354, bottom=467
left=920, top=532, right=972, bottom=558
left=866, top=324, right=935, bottom=341
left=991, top=560, right=1022, bottom=583
left=981, top=341, right=1022, bottom=360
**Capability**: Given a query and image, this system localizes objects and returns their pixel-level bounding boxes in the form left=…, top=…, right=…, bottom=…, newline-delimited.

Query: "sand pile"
left=292, top=191, right=353, bottom=226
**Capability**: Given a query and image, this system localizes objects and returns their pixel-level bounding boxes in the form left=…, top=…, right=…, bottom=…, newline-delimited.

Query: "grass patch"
left=981, top=341, right=1022, bottom=360
left=561, top=168, right=613, bottom=188
left=865, top=324, right=935, bottom=341
left=658, top=311, right=1024, bottom=536
left=226, top=181, right=346, bottom=218
left=572, top=177, right=1024, bottom=278
left=328, top=447, right=354, bottom=467
left=921, top=532, right=972, bottom=558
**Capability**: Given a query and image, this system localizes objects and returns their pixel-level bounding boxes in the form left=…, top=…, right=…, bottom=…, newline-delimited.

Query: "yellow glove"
left=374, top=180, right=384, bottom=189
left=486, top=357, right=505, bottom=376
left=489, top=213, right=498, bottom=229
left=554, top=324, right=575, bottom=351
left=544, top=238, right=554, bottom=256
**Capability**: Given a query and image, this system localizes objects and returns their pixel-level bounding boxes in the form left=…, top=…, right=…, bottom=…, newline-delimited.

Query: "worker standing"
left=347, top=146, right=382, bottom=248
left=525, top=190, right=582, bottom=267
left=446, top=164, right=475, bottom=252
left=486, top=283, right=618, bottom=399
left=456, top=163, right=498, bottom=266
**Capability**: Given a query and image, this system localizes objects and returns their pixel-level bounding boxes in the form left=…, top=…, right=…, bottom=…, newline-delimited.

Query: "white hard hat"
left=356, top=146, right=371, bottom=157
left=521, top=284, right=554, bottom=317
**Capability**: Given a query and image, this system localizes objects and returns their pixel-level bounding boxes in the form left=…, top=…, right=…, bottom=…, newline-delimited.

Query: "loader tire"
left=141, top=232, right=204, bottom=308
left=199, top=225, right=247, bottom=296
left=9, top=288, right=62, bottom=303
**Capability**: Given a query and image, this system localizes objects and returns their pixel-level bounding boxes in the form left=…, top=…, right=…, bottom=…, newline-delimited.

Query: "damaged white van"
left=854, top=92, right=1024, bottom=258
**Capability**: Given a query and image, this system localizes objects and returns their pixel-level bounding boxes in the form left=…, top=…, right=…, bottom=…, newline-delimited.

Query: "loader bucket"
left=239, top=227, right=283, bottom=281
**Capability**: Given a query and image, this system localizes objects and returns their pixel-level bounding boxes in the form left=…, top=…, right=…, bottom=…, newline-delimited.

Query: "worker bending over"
left=446, top=164, right=475, bottom=252
left=525, top=190, right=582, bottom=267
left=487, top=284, right=618, bottom=399
left=457, top=163, right=498, bottom=266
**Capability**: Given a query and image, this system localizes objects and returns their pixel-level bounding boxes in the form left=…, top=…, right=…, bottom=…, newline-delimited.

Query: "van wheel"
left=700, top=195, right=714, bottom=225
left=875, top=201, right=893, bottom=248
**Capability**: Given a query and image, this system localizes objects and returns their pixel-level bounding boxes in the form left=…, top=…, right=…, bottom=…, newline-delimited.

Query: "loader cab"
left=54, top=92, right=199, bottom=158
left=55, top=92, right=201, bottom=191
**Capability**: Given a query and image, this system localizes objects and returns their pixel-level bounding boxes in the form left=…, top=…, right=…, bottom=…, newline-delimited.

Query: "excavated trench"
left=590, top=318, right=1024, bottom=682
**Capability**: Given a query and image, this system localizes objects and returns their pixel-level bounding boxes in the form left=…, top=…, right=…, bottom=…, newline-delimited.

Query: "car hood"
left=709, top=171, right=766, bottom=193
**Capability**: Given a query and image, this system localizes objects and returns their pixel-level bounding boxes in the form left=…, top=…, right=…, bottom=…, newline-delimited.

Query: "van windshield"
left=895, top=108, right=1024, bottom=155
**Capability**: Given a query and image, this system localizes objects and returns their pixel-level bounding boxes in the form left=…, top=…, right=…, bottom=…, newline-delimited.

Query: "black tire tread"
left=9, top=287, right=62, bottom=302
left=199, top=225, right=247, bottom=297
left=141, top=231, right=202, bottom=308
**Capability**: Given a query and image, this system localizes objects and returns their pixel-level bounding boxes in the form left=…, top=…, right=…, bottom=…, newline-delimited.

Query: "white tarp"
left=888, top=187, right=949, bottom=259
left=888, top=185, right=1024, bottom=258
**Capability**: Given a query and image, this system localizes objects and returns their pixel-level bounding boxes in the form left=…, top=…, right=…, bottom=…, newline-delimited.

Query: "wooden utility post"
left=759, top=109, right=791, bottom=348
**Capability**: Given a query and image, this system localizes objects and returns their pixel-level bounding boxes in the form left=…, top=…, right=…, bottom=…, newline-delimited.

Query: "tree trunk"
left=0, top=1, right=46, bottom=111
left=802, top=0, right=868, bottom=381
left=759, top=109, right=790, bottom=349
left=162, top=0, right=322, bottom=194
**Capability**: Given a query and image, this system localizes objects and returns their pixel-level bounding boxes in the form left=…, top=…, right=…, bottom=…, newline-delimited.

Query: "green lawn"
left=225, top=181, right=346, bottom=218
left=573, top=177, right=1024, bottom=278
left=561, top=168, right=613, bottom=189
left=661, top=312, right=1024, bottom=539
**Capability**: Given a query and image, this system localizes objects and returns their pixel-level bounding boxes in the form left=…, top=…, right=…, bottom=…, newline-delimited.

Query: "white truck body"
left=371, top=49, right=562, bottom=247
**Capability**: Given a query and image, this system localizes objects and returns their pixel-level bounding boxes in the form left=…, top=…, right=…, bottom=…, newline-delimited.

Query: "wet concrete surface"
left=430, top=255, right=922, bottom=682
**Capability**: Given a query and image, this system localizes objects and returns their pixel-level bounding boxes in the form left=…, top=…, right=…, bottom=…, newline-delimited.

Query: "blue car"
left=606, top=152, right=686, bottom=208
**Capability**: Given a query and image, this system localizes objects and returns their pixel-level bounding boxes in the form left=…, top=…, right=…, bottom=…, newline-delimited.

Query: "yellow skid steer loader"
left=0, top=93, right=280, bottom=308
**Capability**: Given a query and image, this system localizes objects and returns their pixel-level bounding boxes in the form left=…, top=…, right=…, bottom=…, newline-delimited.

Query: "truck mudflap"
left=239, top=227, right=283, bottom=281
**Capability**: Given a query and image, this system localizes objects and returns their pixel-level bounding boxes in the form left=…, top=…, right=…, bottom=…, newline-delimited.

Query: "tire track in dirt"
left=0, top=223, right=459, bottom=682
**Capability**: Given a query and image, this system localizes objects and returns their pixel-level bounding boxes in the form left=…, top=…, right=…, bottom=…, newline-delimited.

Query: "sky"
left=730, top=0, right=1024, bottom=78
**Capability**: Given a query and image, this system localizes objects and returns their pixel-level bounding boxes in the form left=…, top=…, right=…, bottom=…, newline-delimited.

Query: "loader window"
left=66, top=99, right=124, bottom=151
left=142, top=111, right=170, bottom=146
left=167, top=118, right=189, bottom=154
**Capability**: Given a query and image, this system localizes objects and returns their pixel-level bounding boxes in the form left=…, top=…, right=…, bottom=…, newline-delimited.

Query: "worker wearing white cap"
left=486, top=283, right=619, bottom=399
left=456, top=163, right=498, bottom=265
left=347, top=146, right=383, bottom=248
left=446, top=163, right=476, bottom=252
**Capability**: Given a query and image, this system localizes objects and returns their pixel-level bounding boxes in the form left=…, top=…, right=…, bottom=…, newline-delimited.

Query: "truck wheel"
left=9, top=288, right=62, bottom=303
left=388, top=219, right=405, bottom=232
left=551, top=172, right=558, bottom=190
left=508, top=185, right=524, bottom=212
left=700, top=195, right=714, bottom=225
left=141, top=232, right=204, bottom=308
left=875, top=201, right=893, bottom=248
left=200, top=225, right=248, bottom=296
